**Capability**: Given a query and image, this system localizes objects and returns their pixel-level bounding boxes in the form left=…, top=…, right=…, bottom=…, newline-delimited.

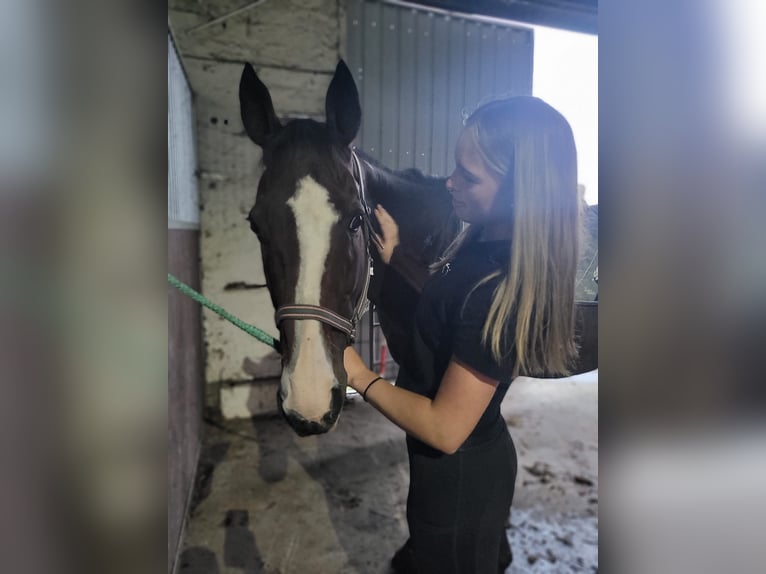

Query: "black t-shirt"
left=395, top=238, right=516, bottom=450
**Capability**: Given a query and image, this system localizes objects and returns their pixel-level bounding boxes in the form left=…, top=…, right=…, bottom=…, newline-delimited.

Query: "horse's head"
left=239, top=61, right=369, bottom=436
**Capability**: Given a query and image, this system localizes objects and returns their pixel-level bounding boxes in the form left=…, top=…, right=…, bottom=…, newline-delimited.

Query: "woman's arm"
left=344, top=347, right=498, bottom=454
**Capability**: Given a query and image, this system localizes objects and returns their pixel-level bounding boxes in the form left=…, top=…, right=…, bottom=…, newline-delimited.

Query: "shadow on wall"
left=242, top=352, right=281, bottom=379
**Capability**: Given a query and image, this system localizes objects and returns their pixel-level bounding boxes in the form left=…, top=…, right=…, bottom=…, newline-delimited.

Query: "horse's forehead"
left=260, top=156, right=355, bottom=212
left=271, top=120, right=332, bottom=160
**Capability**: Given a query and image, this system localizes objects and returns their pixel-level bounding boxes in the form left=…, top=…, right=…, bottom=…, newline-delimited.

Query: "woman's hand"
left=343, top=346, right=375, bottom=392
left=373, top=205, right=400, bottom=265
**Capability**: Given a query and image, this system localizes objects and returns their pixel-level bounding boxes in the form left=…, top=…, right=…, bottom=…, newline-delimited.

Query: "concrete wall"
left=168, top=0, right=347, bottom=418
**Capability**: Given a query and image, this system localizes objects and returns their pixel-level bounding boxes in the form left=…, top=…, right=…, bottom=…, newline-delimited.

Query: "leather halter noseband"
left=274, top=149, right=373, bottom=343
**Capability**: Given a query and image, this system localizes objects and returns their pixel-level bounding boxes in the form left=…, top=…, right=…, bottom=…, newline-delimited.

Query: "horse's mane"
left=353, top=149, right=447, bottom=199
left=399, top=167, right=444, bottom=186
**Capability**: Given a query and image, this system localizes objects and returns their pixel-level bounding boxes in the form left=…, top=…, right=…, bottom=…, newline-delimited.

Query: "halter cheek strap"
left=351, top=148, right=377, bottom=239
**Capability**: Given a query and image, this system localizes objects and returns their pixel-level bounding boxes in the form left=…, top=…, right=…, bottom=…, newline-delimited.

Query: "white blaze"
left=282, top=176, right=340, bottom=421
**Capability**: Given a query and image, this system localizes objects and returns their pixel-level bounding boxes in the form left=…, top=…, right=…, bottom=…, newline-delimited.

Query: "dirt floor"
left=177, top=371, right=597, bottom=574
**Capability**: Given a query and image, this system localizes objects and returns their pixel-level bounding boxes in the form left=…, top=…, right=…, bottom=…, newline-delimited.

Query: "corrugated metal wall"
left=168, top=33, right=199, bottom=229
left=346, top=0, right=534, bottom=175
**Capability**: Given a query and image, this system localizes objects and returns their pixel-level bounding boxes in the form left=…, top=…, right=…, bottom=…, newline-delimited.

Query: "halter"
left=350, top=147, right=377, bottom=239
left=274, top=148, right=373, bottom=343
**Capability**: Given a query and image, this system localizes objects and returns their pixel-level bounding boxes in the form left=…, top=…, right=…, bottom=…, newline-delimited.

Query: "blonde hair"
left=437, top=97, right=581, bottom=377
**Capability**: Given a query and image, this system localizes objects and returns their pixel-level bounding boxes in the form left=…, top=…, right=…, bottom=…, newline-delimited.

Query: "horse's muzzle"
left=277, top=386, right=343, bottom=436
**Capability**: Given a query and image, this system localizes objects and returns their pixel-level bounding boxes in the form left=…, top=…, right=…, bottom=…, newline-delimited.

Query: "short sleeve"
left=451, top=282, right=511, bottom=382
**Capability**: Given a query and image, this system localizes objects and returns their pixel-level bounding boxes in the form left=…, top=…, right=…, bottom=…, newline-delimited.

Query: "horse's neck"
left=365, top=165, right=436, bottom=212
left=360, top=156, right=460, bottom=264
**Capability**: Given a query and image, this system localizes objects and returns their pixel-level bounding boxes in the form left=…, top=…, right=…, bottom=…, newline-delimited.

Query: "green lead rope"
left=168, top=273, right=280, bottom=352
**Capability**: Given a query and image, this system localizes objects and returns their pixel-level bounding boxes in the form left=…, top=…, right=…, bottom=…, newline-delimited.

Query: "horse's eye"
left=348, top=213, right=364, bottom=232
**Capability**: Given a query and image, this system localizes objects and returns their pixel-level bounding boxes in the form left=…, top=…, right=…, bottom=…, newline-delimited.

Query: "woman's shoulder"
left=455, top=241, right=509, bottom=295
left=458, top=275, right=500, bottom=319
left=451, top=275, right=515, bottom=380
left=453, top=239, right=510, bottom=276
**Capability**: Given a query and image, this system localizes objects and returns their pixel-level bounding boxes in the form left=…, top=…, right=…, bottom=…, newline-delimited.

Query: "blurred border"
left=601, top=0, right=766, bottom=572
left=2, top=0, right=765, bottom=572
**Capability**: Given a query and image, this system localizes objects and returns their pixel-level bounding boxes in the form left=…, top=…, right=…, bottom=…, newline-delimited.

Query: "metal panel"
left=430, top=14, right=450, bottom=176
left=414, top=11, right=433, bottom=173
left=380, top=4, right=400, bottom=167
left=509, top=27, right=534, bottom=96
left=167, top=33, right=199, bottom=229
left=396, top=8, right=417, bottom=169
left=462, top=20, right=481, bottom=115
left=494, top=25, right=513, bottom=95
left=446, top=17, right=466, bottom=159
left=361, top=1, right=382, bottom=155
left=481, top=25, right=498, bottom=94
left=347, top=0, right=533, bottom=176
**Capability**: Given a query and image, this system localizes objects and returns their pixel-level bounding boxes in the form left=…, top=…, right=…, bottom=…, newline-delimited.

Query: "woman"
left=343, top=96, right=581, bottom=573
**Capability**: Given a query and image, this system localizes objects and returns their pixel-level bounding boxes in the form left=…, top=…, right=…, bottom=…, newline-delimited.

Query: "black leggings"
left=405, top=425, right=517, bottom=574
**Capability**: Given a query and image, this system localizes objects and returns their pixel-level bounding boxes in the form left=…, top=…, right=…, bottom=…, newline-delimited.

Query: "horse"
left=239, top=60, right=460, bottom=436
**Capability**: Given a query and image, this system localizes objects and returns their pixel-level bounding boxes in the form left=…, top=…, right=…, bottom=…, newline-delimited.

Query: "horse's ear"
left=239, top=63, right=282, bottom=146
left=325, top=60, right=361, bottom=147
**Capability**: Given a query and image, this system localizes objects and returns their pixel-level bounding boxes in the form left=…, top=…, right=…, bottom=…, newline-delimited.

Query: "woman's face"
left=446, top=128, right=504, bottom=225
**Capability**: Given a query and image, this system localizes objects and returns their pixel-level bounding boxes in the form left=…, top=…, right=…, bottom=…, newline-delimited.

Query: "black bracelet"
left=362, top=376, right=384, bottom=402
